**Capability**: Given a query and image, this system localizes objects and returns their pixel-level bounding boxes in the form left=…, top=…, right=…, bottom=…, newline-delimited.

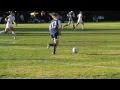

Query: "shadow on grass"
left=0, top=58, right=71, bottom=61
left=88, top=53, right=120, bottom=55
left=0, top=74, right=7, bottom=78
left=1, top=28, right=120, bottom=32
left=0, top=43, right=45, bottom=47
left=1, top=28, right=120, bottom=36
left=110, top=72, right=120, bottom=78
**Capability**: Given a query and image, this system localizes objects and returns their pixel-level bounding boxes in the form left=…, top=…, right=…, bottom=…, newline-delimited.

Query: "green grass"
left=1, top=22, right=120, bottom=79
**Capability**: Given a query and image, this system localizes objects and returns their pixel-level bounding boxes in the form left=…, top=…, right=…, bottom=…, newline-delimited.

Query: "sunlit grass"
left=0, top=22, right=120, bottom=79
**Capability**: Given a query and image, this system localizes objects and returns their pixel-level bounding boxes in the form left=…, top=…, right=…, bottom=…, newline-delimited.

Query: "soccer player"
left=63, top=11, right=75, bottom=30
left=0, top=11, right=17, bottom=40
left=74, top=11, right=84, bottom=30
left=47, top=13, right=62, bottom=55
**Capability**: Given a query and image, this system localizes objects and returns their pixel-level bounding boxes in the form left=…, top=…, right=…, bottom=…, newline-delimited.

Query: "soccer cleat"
left=82, top=25, right=84, bottom=30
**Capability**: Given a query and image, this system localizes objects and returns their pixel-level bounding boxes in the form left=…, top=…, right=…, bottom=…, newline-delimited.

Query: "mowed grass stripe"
left=0, top=22, right=120, bottom=78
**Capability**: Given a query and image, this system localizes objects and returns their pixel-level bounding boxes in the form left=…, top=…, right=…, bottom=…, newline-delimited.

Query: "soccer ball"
left=72, top=47, right=78, bottom=53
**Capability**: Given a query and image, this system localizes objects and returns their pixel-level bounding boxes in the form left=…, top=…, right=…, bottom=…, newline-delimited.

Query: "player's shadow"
left=83, top=29, right=120, bottom=31
left=0, top=43, right=45, bottom=47
left=0, top=58, right=67, bottom=61
left=88, top=53, right=120, bottom=55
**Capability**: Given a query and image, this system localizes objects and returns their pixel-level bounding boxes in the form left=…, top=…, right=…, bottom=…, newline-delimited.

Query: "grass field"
left=1, top=22, right=120, bottom=79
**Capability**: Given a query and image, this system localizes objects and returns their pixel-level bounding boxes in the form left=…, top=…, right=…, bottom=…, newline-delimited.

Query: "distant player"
left=0, top=11, right=17, bottom=39
left=74, top=11, right=84, bottom=30
left=47, top=13, right=62, bottom=55
left=63, top=11, right=75, bottom=30
left=41, top=11, right=45, bottom=16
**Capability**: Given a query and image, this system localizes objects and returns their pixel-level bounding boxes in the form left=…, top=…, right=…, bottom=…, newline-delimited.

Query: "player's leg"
left=63, top=21, right=71, bottom=27
left=47, top=33, right=59, bottom=54
left=75, top=19, right=80, bottom=28
left=81, top=22, right=84, bottom=30
left=0, top=24, right=11, bottom=35
left=72, top=21, right=75, bottom=30
left=75, top=20, right=84, bottom=30
left=47, top=34, right=58, bottom=46
left=52, top=33, right=59, bottom=54
left=63, top=18, right=72, bottom=27
left=75, top=22, right=80, bottom=27
left=74, top=22, right=79, bottom=30
left=0, top=30, right=6, bottom=34
left=10, top=27, right=16, bottom=40
left=47, top=35, right=54, bottom=49
left=52, top=38, right=59, bottom=54
left=0, top=28, right=9, bottom=34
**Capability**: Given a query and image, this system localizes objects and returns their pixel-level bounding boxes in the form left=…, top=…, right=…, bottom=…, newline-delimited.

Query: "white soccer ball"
left=72, top=47, right=78, bottom=53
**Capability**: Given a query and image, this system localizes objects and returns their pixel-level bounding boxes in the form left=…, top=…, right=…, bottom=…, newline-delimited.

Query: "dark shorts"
left=51, top=33, right=59, bottom=39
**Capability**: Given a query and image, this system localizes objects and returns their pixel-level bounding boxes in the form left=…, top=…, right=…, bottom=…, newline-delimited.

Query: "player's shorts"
left=77, top=19, right=83, bottom=23
left=68, top=18, right=74, bottom=23
left=6, top=24, right=13, bottom=28
left=51, top=32, right=59, bottom=39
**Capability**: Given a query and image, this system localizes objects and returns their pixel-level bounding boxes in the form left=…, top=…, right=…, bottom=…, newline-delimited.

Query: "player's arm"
left=13, top=21, right=17, bottom=26
left=67, top=13, right=69, bottom=17
left=5, top=16, right=8, bottom=22
left=73, top=13, right=75, bottom=18
left=13, top=17, right=17, bottom=26
left=58, top=21, right=62, bottom=35
left=49, top=24, right=52, bottom=35
left=58, top=28, right=62, bottom=35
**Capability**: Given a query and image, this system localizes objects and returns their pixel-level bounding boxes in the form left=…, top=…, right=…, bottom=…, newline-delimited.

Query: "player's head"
left=70, top=11, right=73, bottom=14
left=50, top=13, right=59, bottom=19
left=41, top=11, right=45, bottom=16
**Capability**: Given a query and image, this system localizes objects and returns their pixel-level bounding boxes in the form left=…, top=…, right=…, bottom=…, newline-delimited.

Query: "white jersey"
left=67, top=12, right=75, bottom=23
left=6, top=15, right=15, bottom=28
left=77, top=13, right=83, bottom=23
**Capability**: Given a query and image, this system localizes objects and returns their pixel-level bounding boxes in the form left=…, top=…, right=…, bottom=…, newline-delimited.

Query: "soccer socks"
left=0, top=30, right=16, bottom=39
left=75, top=23, right=84, bottom=30
left=12, top=31, right=16, bottom=35
left=75, top=23, right=79, bottom=27
left=12, top=31, right=16, bottom=39
left=82, top=24, right=84, bottom=30
left=63, top=24, right=69, bottom=27
left=49, top=44, right=54, bottom=46
left=73, top=24, right=75, bottom=30
left=48, top=43, right=57, bottom=54
left=53, top=44, right=57, bottom=54
left=0, top=31, right=6, bottom=34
